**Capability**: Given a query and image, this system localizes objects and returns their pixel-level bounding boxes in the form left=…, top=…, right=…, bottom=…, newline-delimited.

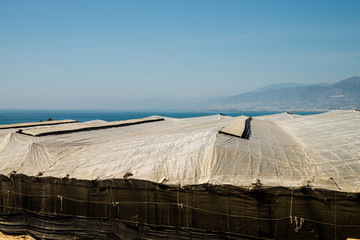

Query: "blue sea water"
left=0, top=109, right=324, bottom=125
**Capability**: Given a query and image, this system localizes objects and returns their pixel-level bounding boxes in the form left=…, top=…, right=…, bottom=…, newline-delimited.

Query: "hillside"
left=212, top=76, right=360, bottom=111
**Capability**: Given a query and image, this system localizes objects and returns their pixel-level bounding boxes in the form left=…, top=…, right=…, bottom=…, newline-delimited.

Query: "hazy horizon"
left=1, top=1, right=360, bottom=109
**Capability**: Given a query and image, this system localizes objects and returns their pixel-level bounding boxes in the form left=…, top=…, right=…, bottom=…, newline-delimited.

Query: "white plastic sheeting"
left=277, top=110, right=360, bottom=193
left=0, top=111, right=359, bottom=192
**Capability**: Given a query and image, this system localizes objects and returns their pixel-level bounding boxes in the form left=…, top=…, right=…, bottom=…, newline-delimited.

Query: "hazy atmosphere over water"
left=1, top=1, right=360, bottom=109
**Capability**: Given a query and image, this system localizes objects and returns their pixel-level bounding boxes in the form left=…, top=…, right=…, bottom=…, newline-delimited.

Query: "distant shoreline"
left=0, top=109, right=324, bottom=125
left=207, top=108, right=329, bottom=112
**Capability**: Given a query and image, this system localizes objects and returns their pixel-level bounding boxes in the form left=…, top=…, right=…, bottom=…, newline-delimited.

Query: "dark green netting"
left=0, top=174, right=359, bottom=239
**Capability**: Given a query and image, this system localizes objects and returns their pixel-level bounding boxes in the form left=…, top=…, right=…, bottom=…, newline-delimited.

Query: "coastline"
left=0, top=109, right=324, bottom=125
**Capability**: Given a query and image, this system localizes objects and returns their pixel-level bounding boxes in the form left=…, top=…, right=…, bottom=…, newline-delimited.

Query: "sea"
left=0, top=109, right=324, bottom=125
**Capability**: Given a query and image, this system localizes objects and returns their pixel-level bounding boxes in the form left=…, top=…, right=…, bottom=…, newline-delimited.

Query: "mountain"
left=212, top=77, right=360, bottom=111
left=251, top=82, right=331, bottom=93
left=252, top=83, right=308, bottom=93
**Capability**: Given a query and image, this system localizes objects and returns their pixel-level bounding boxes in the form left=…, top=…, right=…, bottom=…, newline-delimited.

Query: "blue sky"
left=1, top=0, right=360, bottom=109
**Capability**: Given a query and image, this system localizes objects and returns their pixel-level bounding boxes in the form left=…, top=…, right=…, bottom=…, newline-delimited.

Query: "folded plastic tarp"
left=17, top=116, right=164, bottom=136
left=0, top=120, right=77, bottom=130
left=219, top=116, right=252, bottom=139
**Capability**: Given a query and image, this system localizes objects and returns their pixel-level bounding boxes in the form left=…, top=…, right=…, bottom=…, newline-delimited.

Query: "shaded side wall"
left=0, top=174, right=359, bottom=240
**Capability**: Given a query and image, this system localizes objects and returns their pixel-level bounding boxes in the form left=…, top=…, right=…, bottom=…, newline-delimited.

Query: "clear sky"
left=1, top=0, right=360, bottom=109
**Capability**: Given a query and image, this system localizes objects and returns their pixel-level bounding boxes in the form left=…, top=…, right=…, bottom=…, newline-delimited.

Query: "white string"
left=57, top=195, right=63, bottom=211
left=289, top=187, right=293, bottom=218
left=289, top=187, right=304, bottom=232
left=177, top=184, right=183, bottom=208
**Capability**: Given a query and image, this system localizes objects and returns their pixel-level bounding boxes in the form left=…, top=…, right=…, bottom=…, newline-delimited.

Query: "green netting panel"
left=0, top=175, right=359, bottom=240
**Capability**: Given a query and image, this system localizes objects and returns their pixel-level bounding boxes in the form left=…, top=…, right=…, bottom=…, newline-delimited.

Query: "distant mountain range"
left=251, top=82, right=331, bottom=93
left=210, top=76, right=360, bottom=111
left=119, top=76, right=360, bottom=111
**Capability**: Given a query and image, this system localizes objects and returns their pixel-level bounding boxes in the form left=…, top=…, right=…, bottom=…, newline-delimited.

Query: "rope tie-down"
left=290, top=216, right=305, bottom=232
left=177, top=184, right=183, bottom=209
left=57, top=195, right=63, bottom=211
left=289, top=187, right=305, bottom=232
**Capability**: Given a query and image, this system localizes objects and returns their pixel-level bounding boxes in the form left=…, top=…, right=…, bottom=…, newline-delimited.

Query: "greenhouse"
left=0, top=111, right=359, bottom=239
